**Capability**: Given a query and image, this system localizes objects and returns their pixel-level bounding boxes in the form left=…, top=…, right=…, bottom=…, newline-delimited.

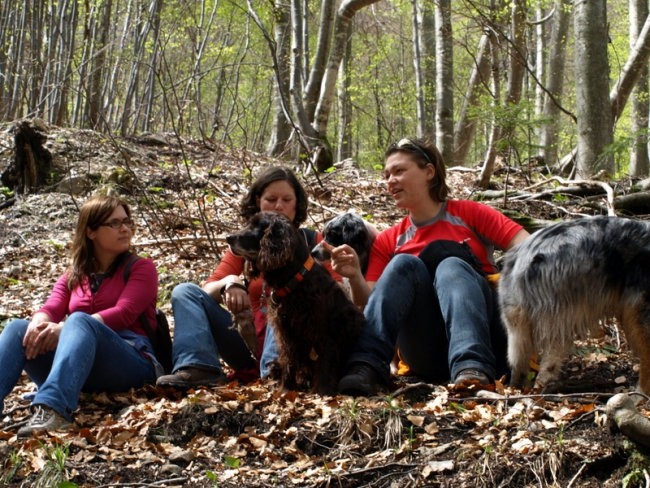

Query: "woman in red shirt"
left=0, top=195, right=159, bottom=436
left=157, top=166, right=324, bottom=389
left=328, top=139, right=529, bottom=395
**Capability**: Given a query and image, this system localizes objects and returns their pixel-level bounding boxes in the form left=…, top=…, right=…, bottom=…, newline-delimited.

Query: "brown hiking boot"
left=156, top=367, right=226, bottom=389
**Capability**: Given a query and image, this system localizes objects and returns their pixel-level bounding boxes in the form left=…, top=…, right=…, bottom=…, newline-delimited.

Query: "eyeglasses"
left=389, top=138, right=433, bottom=164
left=99, top=218, right=135, bottom=229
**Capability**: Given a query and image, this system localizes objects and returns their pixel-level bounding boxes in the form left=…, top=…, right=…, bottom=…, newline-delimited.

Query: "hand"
left=23, top=320, right=63, bottom=359
left=323, top=241, right=362, bottom=279
left=222, top=283, right=250, bottom=314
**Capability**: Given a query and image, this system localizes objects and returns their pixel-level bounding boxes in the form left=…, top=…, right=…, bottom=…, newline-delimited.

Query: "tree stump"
left=1, top=119, right=52, bottom=193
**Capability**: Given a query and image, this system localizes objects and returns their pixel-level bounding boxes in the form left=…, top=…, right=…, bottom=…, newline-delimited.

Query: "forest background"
left=5, top=0, right=650, bottom=486
left=3, top=0, right=650, bottom=183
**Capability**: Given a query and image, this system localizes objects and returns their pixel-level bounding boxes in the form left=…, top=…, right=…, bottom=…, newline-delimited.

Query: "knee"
left=382, top=254, right=427, bottom=280
left=65, top=312, right=98, bottom=332
left=3, top=318, right=29, bottom=340
left=435, top=257, right=475, bottom=284
left=171, top=282, right=201, bottom=303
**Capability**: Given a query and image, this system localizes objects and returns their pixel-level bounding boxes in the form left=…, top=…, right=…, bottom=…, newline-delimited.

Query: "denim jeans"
left=259, top=317, right=278, bottom=379
left=170, top=283, right=256, bottom=374
left=349, top=254, right=507, bottom=383
left=0, top=312, right=156, bottom=420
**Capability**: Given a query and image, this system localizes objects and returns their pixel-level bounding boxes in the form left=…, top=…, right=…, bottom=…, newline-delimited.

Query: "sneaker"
left=17, top=405, right=71, bottom=437
left=453, top=368, right=491, bottom=385
left=338, top=363, right=388, bottom=396
left=156, top=367, right=226, bottom=389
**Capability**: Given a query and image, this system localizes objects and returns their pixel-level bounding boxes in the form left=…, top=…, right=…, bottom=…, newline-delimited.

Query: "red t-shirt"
left=366, top=200, right=523, bottom=282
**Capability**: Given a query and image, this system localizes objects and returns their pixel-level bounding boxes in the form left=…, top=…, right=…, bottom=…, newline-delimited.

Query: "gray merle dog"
left=499, top=216, right=650, bottom=393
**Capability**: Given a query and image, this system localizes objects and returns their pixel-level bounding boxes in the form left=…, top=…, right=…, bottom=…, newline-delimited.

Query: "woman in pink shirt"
left=0, top=195, right=159, bottom=436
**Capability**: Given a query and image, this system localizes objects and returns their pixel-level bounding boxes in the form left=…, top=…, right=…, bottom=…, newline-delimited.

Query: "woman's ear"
left=424, top=163, right=436, bottom=182
left=86, top=227, right=96, bottom=241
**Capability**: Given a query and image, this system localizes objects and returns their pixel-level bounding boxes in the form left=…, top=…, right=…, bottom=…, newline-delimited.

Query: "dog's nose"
left=226, top=235, right=236, bottom=246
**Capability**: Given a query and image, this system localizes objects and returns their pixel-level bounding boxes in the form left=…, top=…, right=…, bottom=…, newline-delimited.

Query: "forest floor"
left=1, top=123, right=650, bottom=487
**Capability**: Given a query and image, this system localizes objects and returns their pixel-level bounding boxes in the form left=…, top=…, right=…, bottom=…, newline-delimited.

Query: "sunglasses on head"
left=389, top=138, right=433, bottom=164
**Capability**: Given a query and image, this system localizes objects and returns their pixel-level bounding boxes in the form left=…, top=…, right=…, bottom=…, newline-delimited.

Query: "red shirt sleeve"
left=204, top=250, right=245, bottom=284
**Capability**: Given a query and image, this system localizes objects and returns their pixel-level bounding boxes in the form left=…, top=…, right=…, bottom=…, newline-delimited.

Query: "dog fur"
left=226, top=212, right=366, bottom=394
left=311, top=212, right=378, bottom=274
left=498, top=216, right=650, bottom=393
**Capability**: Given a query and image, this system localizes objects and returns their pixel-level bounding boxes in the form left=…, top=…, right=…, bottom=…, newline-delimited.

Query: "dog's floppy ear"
left=258, top=216, right=295, bottom=270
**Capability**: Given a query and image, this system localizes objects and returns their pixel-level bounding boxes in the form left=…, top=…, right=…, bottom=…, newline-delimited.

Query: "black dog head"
left=227, top=212, right=306, bottom=277
left=311, top=212, right=375, bottom=274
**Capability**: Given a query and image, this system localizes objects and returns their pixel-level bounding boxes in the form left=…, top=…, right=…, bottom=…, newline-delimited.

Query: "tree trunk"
left=538, top=0, right=572, bottom=166
left=10, top=120, right=52, bottom=194
left=88, top=0, right=113, bottom=130
left=434, top=0, right=454, bottom=163
left=420, top=2, right=436, bottom=140
left=411, top=0, right=427, bottom=139
left=478, top=28, right=502, bottom=188
left=574, top=0, right=613, bottom=177
left=337, top=25, right=353, bottom=162
left=453, top=33, right=490, bottom=165
left=629, top=0, right=650, bottom=177
left=312, top=0, right=381, bottom=171
left=303, top=0, right=336, bottom=122
left=267, top=0, right=293, bottom=156
left=313, top=0, right=381, bottom=136
left=51, top=0, right=79, bottom=126
left=610, top=13, right=650, bottom=123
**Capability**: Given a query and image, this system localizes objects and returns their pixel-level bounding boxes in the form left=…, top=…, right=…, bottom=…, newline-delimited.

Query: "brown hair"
left=385, top=138, right=450, bottom=202
left=68, top=195, right=133, bottom=289
left=239, top=166, right=308, bottom=226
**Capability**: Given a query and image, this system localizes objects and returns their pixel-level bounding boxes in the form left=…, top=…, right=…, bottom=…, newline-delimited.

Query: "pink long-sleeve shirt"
left=37, top=256, right=158, bottom=336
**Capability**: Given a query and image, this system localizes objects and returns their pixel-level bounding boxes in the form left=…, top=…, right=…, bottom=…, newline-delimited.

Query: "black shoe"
left=338, top=363, right=387, bottom=396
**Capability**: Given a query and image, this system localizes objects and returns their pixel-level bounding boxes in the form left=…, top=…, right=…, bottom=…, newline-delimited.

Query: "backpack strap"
left=302, top=228, right=318, bottom=250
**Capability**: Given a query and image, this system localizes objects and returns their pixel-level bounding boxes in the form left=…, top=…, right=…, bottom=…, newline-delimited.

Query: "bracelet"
left=220, top=281, right=248, bottom=297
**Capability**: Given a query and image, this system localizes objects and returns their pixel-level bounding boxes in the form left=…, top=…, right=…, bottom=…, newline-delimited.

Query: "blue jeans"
left=170, top=283, right=256, bottom=374
left=0, top=312, right=156, bottom=420
left=349, top=254, right=507, bottom=383
left=259, top=317, right=278, bottom=379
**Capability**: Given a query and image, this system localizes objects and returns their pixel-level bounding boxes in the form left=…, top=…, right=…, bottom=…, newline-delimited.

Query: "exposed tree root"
left=606, top=393, right=650, bottom=447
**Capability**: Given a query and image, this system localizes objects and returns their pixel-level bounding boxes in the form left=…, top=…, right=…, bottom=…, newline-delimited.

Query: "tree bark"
left=303, top=0, right=336, bottom=122
left=538, top=0, right=572, bottom=166
left=411, top=0, right=427, bottom=139
left=574, top=0, right=614, bottom=177
left=420, top=2, right=436, bottom=140
left=610, top=12, right=650, bottom=123
left=337, top=25, right=354, bottom=162
left=453, top=33, right=490, bottom=165
left=629, top=0, right=650, bottom=177
left=267, top=1, right=293, bottom=156
left=434, top=0, right=454, bottom=163
left=312, top=0, right=381, bottom=171
left=478, top=26, right=502, bottom=188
